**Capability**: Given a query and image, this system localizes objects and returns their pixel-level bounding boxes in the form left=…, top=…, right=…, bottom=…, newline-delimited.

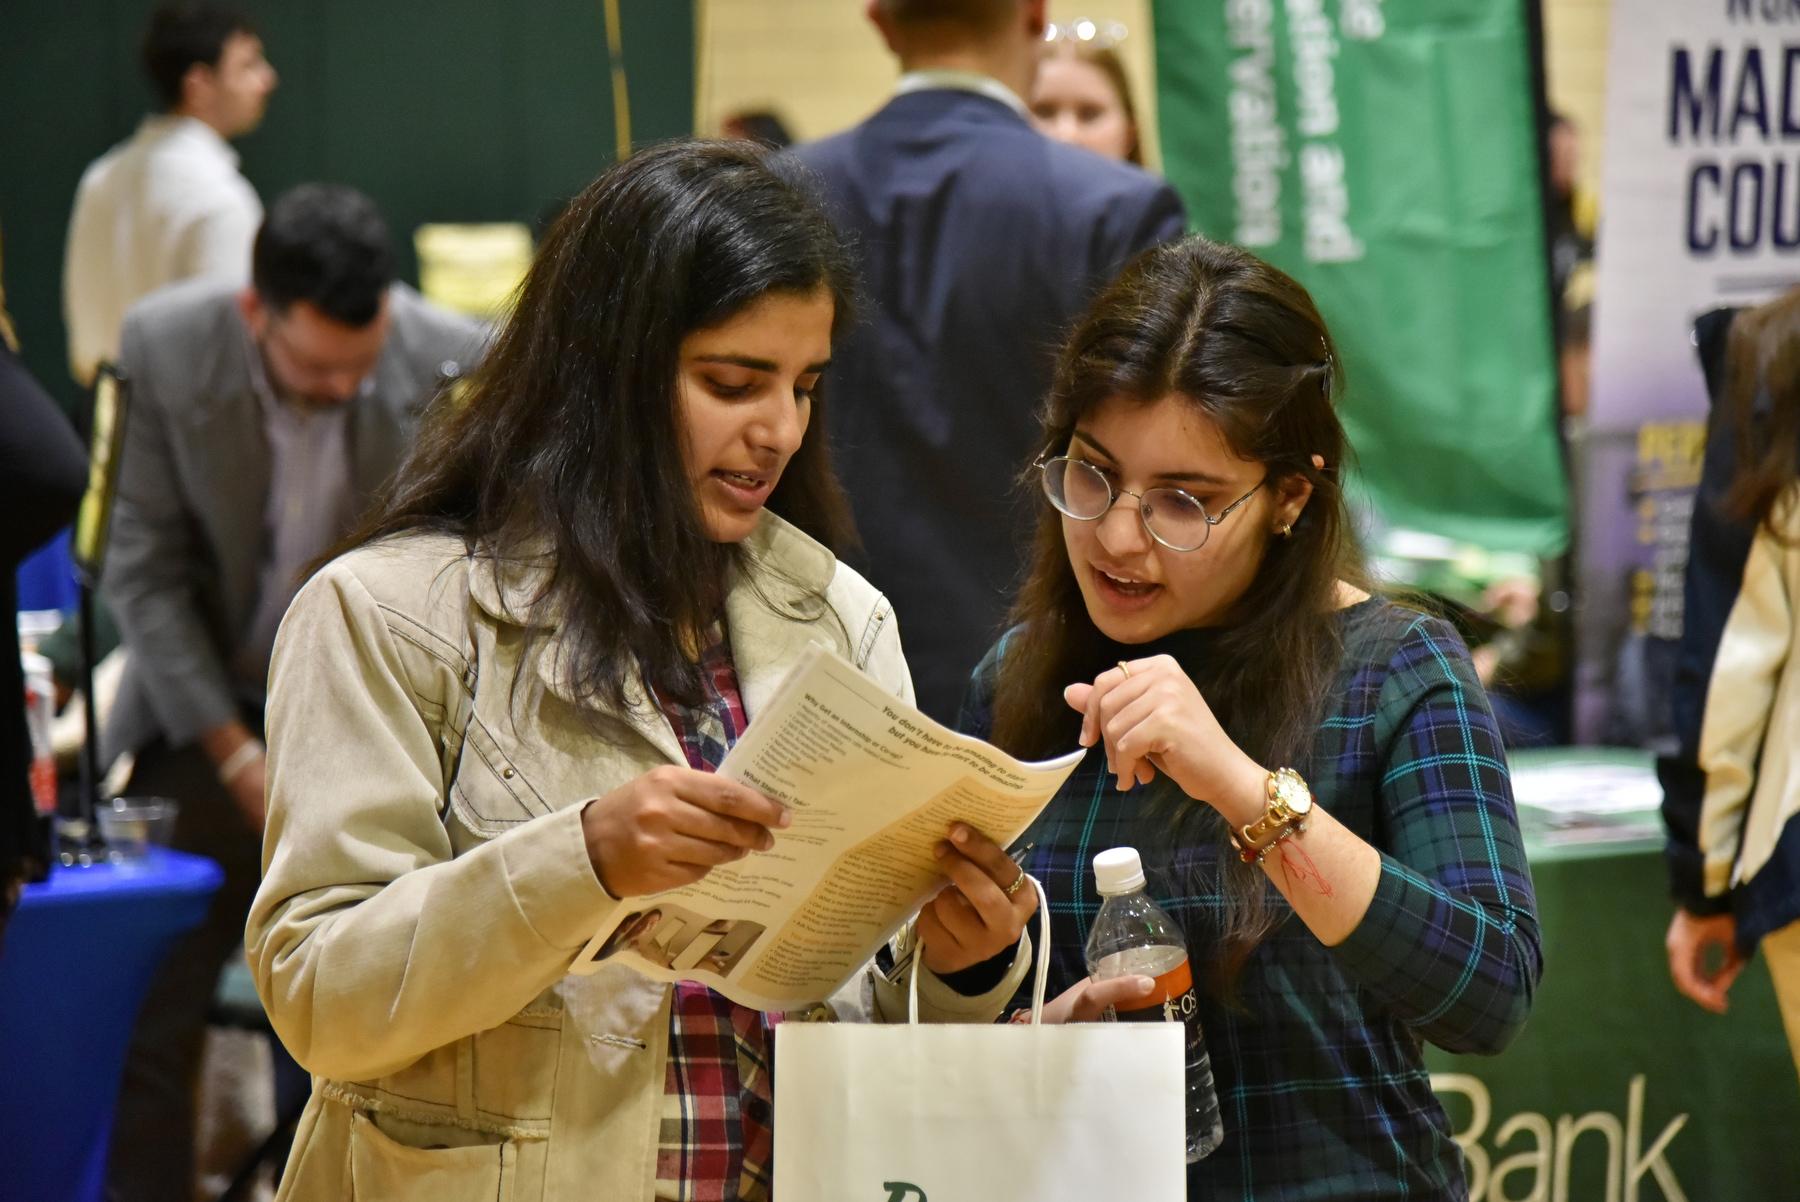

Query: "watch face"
left=1273, top=770, right=1313, bottom=816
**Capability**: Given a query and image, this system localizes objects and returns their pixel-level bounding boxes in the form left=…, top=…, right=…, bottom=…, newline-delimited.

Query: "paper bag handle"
left=908, top=875, right=1051, bottom=1025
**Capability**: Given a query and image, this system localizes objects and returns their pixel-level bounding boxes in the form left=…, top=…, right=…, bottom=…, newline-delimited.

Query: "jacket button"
left=502, top=767, right=515, bottom=780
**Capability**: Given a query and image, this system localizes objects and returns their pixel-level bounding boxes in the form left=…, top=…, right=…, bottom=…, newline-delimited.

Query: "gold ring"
left=1117, top=660, right=1132, bottom=678
left=1004, top=871, right=1029, bottom=898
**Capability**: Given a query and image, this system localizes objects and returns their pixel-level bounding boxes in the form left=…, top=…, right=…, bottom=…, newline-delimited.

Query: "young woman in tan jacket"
left=245, top=140, right=1038, bottom=1201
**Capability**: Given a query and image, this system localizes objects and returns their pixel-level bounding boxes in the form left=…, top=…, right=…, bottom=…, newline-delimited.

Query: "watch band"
left=1229, top=768, right=1312, bottom=864
left=1232, top=818, right=1303, bottom=865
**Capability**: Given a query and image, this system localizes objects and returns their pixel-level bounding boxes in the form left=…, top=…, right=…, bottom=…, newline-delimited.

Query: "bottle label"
left=1112, top=957, right=1196, bottom=1022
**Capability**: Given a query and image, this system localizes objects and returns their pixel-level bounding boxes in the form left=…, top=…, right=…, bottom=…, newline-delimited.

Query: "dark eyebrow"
left=694, top=354, right=831, bottom=374
left=1070, top=428, right=1231, bottom=487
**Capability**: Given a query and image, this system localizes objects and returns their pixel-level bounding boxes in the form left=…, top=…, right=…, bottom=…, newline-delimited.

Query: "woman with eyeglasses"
left=958, top=237, right=1541, bottom=1199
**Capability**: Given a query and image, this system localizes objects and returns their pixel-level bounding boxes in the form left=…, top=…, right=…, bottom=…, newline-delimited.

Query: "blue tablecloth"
left=0, top=848, right=223, bottom=1202
left=16, top=527, right=78, bottom=613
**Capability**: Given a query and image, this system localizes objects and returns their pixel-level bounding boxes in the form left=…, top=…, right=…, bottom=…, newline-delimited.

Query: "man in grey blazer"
left=100, top=183, right=485, bottom=1202
left=791, top=0, right=1186, bottom=721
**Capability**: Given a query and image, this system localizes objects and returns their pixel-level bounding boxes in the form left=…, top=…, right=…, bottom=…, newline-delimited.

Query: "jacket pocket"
left=351, top=1006, right=563, bottom=1133
left=349, top=1110, right=516, bottom=1201
left=449, top=713, right=550, bottom=832
left=472, top=1007, right=563, bottom=1124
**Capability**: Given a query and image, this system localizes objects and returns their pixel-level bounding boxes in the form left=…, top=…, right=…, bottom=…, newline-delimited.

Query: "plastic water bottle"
left=1085, top=846, right=1224, bottom=1163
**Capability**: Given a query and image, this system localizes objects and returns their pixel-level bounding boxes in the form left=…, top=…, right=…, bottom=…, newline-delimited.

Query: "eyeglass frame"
left=1043, top=19, right=1129, bottom=48
left=1035, top=455, right=1266, bottom=553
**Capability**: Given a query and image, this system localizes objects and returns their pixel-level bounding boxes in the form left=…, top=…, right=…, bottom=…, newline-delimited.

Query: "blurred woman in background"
left=1663, top=288, right=1800, bottom=1084
left=1030, top=20, right=1142, bottom=165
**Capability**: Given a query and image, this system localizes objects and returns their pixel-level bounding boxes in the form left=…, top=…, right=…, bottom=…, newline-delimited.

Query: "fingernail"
left=933, top=841, right=951, bottom=858
left=1136, top=976, right=1155, bottom=994
left=761, top=832, right=775, bottom=851
left=951, top=824, right=969, bottom=844
left=775, top=806, right=793, bottom=829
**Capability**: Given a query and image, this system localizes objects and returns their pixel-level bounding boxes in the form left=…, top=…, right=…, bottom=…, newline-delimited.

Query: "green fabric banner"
left=1153, top=1, right=1567, bottom=555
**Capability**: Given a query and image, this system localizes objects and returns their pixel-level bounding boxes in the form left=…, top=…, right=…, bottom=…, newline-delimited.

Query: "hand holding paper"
left=571, top=644, right=1084, bottom=1010
left=579, top=764, right=791, bottom=897
left=918, top=822, right=1039, bottom=975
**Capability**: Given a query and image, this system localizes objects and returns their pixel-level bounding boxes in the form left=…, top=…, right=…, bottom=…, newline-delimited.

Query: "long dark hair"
left=342, top=139, right=857, bottom=711
left=991, top=237, right=1367, bottom=984
left=1723, top=288, right=1800, bottom=539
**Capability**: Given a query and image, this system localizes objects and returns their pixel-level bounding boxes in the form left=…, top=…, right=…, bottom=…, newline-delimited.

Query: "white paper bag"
left=773, top=880, right=1187, bottom=1202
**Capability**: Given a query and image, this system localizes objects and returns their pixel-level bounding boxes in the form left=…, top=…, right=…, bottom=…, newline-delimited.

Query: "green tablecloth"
left=1426, top=750, right=1799, bottom=1199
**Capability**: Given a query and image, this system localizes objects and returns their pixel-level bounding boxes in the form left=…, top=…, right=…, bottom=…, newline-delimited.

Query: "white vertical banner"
left=1578, top=0, right=1800, bottom=743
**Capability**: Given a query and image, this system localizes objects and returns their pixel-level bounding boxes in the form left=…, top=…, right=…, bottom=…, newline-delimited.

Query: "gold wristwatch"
left=1229, top=767, right=1314, bottom=864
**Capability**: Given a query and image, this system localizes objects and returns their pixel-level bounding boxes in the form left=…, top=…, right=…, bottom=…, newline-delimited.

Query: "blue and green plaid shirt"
left=960, top=600, right=1541, bottom=1201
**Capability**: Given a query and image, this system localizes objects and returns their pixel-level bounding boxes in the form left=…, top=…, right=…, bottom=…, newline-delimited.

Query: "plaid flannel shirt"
left=961, top=600, right=1541, bottom=1201
left=647, top=635, right=774, bottom=1202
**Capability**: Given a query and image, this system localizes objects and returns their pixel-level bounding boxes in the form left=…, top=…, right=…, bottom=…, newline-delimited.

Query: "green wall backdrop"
left=1153, top=0, right=1568, bottom=556
left=0, top=0, right=695, bottom=418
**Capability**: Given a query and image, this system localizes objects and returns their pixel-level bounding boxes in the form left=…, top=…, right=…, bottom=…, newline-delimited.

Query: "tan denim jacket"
left=245, top=515, right=1028, bottom=1201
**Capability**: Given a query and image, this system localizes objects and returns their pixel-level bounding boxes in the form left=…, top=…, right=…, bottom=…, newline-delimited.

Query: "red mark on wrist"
left=1277, top=839, right=1335, bottom=898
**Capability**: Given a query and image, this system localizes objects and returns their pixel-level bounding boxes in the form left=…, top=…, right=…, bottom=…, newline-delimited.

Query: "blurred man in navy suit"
left=791, top=0, right=1186, bottom=720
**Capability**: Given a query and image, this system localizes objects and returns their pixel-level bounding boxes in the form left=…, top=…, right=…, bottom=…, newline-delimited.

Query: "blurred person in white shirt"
left=63, top=4, right=276, bottom=387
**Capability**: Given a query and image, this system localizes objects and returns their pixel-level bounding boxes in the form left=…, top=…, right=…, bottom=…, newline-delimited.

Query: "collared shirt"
left=232, top=330, right=354, bottom=698
left=645, top=632, right=776, bottom=1202
left=893, top=68, right=1031, bottom=120
left=960, top=600, right=1542, bottom=1201
left=63, top=114, right=262, bottom=385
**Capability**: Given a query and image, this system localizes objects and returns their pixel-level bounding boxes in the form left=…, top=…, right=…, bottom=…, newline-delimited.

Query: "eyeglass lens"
left=1041, top=458, right=1213, bottom=551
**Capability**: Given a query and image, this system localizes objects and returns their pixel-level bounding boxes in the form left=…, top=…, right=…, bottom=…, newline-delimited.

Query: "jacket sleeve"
left=246, top=561, right=622, bottom=1081
left=1659, top=338, right=1764, bottom=913
left=1691, top=512, right=1795, bottom=899
left=862, top=925, right=1032, bottom=1024
left=1133, top=181, right=1189, bottom=251
left=0, top=345, right=86, bottom=564
left=1099, top=179, right=1187, bottom=279
left=1330, top=616, right=1542, bottom=1055
left=100, top=311, right=240, bottom=744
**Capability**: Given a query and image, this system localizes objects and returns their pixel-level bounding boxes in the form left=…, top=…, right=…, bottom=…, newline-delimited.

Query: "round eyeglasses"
left=1037, top=456, right=1264, bottom=552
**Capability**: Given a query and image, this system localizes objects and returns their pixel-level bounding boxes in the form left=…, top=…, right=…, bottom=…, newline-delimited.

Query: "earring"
left=1276, top=522, right=1293, bottom=538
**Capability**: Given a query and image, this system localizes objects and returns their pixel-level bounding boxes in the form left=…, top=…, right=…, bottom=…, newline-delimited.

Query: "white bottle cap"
left=1093, top=847, right=1146, bottom=896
